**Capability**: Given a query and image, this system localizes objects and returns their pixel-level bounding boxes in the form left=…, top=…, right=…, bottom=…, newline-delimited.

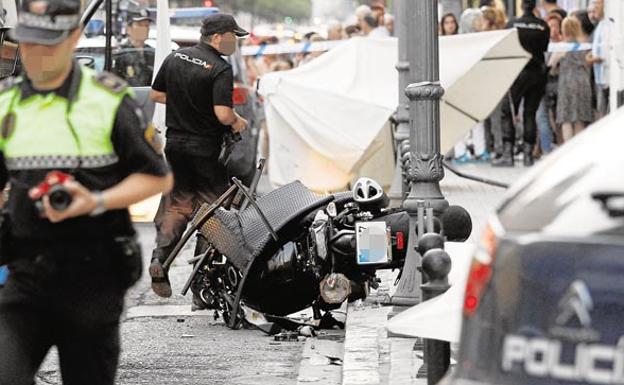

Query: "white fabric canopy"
left=259, top=30, right=529, bottom=191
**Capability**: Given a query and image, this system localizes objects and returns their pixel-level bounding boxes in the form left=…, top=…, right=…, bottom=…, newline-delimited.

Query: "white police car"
left=441, top=107, right=624, bottom=385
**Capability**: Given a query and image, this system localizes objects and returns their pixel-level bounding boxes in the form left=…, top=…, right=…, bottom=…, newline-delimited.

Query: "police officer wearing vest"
left=112, top=8, right=154, bottom=87
left=149, top=13, right=247, bottom=299
left=0, top=0, right=173, bottom=383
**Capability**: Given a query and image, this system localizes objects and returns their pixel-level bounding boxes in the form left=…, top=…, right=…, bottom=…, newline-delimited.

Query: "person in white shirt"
left=355, top=4, right=372, bottom=35
left=586, top=0, right=610, bottom=116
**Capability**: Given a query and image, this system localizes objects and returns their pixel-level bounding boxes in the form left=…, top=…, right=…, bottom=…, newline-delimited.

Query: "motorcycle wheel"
left=221, top=294, right=244, bottom=329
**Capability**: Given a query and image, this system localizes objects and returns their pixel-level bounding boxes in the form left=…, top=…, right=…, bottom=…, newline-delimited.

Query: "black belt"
left=7, top=236, right=133, bottom=262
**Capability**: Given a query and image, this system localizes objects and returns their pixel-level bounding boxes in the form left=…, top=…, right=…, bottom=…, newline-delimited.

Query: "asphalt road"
left=36, top=223, right=304, bottom=385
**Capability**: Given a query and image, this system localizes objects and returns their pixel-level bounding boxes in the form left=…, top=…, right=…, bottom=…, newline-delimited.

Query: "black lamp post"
left=388, top=0, right=411, bottom=207
left=404, top=0, right=448, bottom=215
left=390, top=0, right=449, bottom=307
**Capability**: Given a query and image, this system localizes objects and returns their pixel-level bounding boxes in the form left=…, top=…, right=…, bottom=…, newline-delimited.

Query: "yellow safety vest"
left=0, top=66, right=131, bottom=170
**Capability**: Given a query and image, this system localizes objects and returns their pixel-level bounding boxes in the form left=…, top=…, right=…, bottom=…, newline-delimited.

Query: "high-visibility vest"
left=0, top=66, right=131, bottom=170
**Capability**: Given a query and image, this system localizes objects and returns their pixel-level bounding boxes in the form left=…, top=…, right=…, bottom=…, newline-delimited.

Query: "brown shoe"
left=149, top=259, right=172, bottom=298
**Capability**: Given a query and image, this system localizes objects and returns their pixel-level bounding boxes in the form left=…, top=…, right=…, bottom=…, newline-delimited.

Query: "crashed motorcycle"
left=164, top=162, right=411, bottom=329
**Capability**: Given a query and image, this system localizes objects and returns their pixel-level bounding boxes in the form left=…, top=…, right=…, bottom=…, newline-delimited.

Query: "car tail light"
left=395, top=232, right=404, bottom=250
left=233, top=85, right=249, bottom=105
left=463, top=223, right=498, bottom=317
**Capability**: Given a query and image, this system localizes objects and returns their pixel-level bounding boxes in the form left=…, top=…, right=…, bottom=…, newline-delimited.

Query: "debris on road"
left=274, top=332, right=300, bottom=342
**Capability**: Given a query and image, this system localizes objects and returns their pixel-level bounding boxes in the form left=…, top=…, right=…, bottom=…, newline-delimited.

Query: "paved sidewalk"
left=341, top=162, right=529, bottom=385
left=441, top=162, right=528, bottom=241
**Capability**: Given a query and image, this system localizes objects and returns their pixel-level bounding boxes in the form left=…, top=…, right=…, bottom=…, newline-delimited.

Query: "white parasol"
left=259, top=30, right=530, bottom=191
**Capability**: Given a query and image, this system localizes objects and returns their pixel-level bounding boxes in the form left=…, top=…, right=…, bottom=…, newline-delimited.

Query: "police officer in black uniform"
left=112, top=8, right=155, bottom=87
left=149, top=13, right=248, bottom=298
left=496, top=0, right=550, bottom=167
left=0, top=0, right=173, bottom=383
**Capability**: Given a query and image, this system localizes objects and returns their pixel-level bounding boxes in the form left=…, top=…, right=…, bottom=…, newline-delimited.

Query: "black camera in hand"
left=218, top=131, right=242, bottom=166
left=30, top=171, right=73, bottom=212
left=224, top=131, right=242, bottom=146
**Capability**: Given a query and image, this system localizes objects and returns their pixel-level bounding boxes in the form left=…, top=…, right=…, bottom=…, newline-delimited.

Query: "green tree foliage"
left=219, top=0, right=311, bottom=22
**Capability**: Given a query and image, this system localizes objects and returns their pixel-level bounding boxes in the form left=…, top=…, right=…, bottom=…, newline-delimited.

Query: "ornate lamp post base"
left=389, top=0, right=449, bottom=308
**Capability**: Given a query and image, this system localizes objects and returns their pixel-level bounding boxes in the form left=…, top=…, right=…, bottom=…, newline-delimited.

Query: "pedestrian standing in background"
left=440, top=13, right=459, bottom=35
left=551, top=16, right=593, bottom=141
left=586, top=0, right=609, bottom=118
left=587, top=1, right=599, bottom=27
left=451, top=8, right=485, bottom=163
left=538, top=11, right=565, bottom=151
left=355, top=4, right=372, bottom=36
left=149, top=13, right=248, bottom=300
left=361, top=14, right=388, bottom=38
left=459, top=8, right=484, bottom=33
left=362, top=4, right=389, bottom=38
left=481, top=6, right=501, bottom=30
left=370, top=3, right=389, bottom=35
left=494, top=7, right=508, bottom=29
left=481, top=6, right=507, bottom=160
left=572, top=10, right=595, bottom=42
left=496, top=0, right=549, bottom=167
left=0, top=0, right=172, bottom=382
left=361, top=14, right=378, bottom=37
left=571, top=9, right=597, bottom=120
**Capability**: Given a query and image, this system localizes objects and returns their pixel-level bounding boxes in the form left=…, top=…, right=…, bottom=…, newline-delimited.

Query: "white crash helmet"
left=352, top=177, right=385, bottom=206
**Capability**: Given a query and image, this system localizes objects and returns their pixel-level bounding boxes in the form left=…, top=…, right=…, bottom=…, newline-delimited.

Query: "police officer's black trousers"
left=501, top=68, right=547, bottom=146
left=0, top=243, right=126, bottom=385
left=153, top=145, right=228, bottom=264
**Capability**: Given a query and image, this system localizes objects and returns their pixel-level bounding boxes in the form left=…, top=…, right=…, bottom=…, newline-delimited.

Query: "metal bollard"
left=414, top=231, right=444, bottom=377
left=421, top=248, right=452, bottom=385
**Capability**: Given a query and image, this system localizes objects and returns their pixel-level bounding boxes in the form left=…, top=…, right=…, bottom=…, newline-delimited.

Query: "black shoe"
left=492, top=142, right=514, bottom=167
left=523, top=143, right=534, bottom=167
left=149, top=259, right=172, bottom=298
left=492, top=156, right=513, bottom=167
left=191, top=292, right=208, bottom=311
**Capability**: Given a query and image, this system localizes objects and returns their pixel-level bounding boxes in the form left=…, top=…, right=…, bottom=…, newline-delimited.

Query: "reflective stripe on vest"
left=0, top=67, right=130, bottom=170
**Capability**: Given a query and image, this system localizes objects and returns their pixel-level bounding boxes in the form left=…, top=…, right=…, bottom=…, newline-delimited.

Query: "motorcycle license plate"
left=356, top=221, right=392, bottom=265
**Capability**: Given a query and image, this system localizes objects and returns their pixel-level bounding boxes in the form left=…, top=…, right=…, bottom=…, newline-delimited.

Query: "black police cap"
left=10, top=0, right=81, bottom=45
left=201, top=13, right=248, bottom=37
left=127, top=8, right=153, bottom=24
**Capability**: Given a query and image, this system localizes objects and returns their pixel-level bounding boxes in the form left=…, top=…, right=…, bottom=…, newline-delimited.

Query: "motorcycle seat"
left=331, top=191, right=354, bottom=206
left=197, top=181, right=333, bottom=271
